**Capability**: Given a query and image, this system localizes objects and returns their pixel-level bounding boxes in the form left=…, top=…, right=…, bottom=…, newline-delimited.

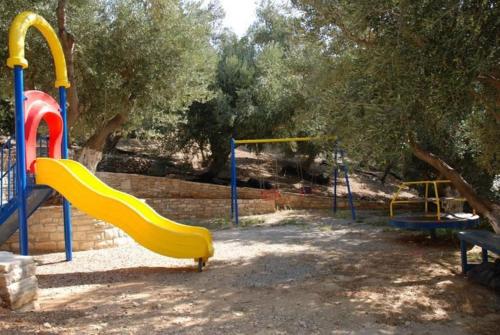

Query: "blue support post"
left=481, top=248, right=488, bottom=264
left=13, top=66, right=29, bottom=255
left=333, top=148, right=338, bottom=214
left=460, top=239, right=468, bottom=274
left=1, top=147, right=3, bottom=205
left=230, top=138, right=239, bottom=226
left=59, top=87, right=72, bottom=261
left=340, top=149, right=356, bottom=221
left=8, top=143, right=12, bottom=198
left=230, top=140, right=234, bottom=219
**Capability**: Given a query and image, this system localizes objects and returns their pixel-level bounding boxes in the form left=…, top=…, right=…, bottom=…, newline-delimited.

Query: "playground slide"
left=34, top=158, right=214, bottom=261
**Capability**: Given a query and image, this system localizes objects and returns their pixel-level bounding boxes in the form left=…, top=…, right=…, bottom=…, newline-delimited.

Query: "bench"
left=457, top=231, right=500, bottom=274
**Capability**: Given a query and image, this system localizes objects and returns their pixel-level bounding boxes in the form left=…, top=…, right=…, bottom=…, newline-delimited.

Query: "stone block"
left=78, top=242, right=95, bottom=250
left=49, top=232, right=63, bottom=241
left=0, top=252, right=34, bottom=273
left=0, top=263, right=36, bottom=286
left=103, top=229, right=117, bottom=239
left=0, top=253, right=38, bottom=310
left=35, top=241, right=58, bottom=251
left=0, top=276, right=38, bottom=310
left=73, top=232, right=88, bottom=241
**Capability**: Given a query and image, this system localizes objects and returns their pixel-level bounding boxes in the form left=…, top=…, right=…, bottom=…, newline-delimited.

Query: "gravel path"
left=0, top=210, right=499, bottom=334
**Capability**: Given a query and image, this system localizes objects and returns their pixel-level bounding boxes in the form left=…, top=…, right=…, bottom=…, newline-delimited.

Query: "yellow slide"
left=34, top=158, right=214, bottom=263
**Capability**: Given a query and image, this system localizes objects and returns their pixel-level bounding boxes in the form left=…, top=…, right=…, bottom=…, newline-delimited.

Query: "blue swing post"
left=230, top=138, right=239, bottom=226
left=340, top=148, right=356, bottom=220
left=13, top=66, right=29, bottom=255
left=59, top=87, right=72, bottom=261
left=333, top=146, right=338, bottom=214
left=230, top=136, right=356, bottom=224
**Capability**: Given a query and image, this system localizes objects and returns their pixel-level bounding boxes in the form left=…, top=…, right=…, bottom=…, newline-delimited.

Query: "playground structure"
left=230, top=136, right=356, bottom=225
left=0, top=12, right=213, bottom=270
left=389, top=180, right=479, bottom=236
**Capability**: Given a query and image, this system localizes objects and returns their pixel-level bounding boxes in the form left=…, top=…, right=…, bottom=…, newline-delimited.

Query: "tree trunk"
left=203, top=145, right=230, bottom=180
left=56, top=0, right=80, bottom=128
left=301, top=153, right=316, bottom=171
left=409, top=138, right=500, bottom=233
left=380, top=161, right=395, bottom=184
left=77, top=112, right=129, bottom=172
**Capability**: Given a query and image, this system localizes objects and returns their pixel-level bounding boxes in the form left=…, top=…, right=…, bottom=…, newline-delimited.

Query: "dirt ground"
left=1, top=210, right=499, bottom=335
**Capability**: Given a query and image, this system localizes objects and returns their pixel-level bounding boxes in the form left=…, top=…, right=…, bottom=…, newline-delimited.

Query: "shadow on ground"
left=1, top=210, right=499, bottom=335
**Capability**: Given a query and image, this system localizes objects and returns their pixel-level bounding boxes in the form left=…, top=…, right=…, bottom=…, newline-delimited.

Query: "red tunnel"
left=24, top=90, right=63, bottom=173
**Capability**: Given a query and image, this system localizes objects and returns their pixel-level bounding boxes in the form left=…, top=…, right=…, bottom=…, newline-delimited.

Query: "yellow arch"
left=6, top=11, right=70, bottom=88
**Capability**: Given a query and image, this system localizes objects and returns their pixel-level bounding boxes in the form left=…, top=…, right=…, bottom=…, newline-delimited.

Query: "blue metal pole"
left=13, top=66, right=29, bottom=255
left=8, top=143, right=11, bottom=198
left=1, top=146, right=3, bottom=205
left=481, top=248, right=488, bottom=264
left=230, top=138, right=239, bottom=226
left=460, top=240, right=468, bottom=274
left=340, top=149, right=356, bottom=220
left=59, top=87, right=72, bottom=261
left=333, top=148, right=338, bottom=214
left=230, top=139, right=234, bottom=219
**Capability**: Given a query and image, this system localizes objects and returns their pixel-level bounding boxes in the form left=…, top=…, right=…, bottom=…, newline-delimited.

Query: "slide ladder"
left=0, top=137, right=53, bottom=245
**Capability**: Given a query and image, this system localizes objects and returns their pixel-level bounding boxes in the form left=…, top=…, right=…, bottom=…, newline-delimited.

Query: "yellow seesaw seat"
left=34, top=158, right=214, bottom=262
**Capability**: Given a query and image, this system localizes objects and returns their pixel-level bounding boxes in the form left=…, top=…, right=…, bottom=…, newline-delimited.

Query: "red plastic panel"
left=24, top=90, right=63, bottom=172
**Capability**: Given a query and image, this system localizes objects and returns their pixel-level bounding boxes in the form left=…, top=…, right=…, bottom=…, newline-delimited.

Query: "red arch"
left=24, top=90, right=63, bottom=173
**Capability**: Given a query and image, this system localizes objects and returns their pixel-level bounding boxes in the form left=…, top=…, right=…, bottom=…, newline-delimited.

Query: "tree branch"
left=56, top=0, right=80, bottom=128
left=409, top=136, right=500, bottom=233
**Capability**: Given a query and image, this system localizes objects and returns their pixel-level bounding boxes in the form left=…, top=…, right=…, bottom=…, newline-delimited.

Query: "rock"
left=16, top=300, right=40, bottom=312
left=467, top=261, right=500, bottom=292
left=0, top=263, right=36, bottom=286
left=91, top=324, right=103, bottom=331
left=43, top=322, right=52, bottom=328
left=132, top=301, right=140, bottom=307
left=0, top=252, right=38, bottom=312
left=0, top=252, right=35, bottom=273
left=436, top=280, right=453, bottom=289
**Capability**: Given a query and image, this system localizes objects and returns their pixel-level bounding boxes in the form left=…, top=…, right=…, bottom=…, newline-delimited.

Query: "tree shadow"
left=3, top=215, right=499, bottom=334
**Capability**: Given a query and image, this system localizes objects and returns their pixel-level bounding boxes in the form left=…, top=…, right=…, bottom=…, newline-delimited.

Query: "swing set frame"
left=230, top=136, right=356, bottom=225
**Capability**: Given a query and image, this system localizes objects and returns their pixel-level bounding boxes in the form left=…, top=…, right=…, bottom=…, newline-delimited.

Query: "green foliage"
left=71, top=0, right=218, bottom=142
left=0, top=0, right=496, bottom=205
left=178, top=2, right=330, bottom=175
left=294, top=0, right=500, bottom=199
left=0, top=0, right=218, bottom=145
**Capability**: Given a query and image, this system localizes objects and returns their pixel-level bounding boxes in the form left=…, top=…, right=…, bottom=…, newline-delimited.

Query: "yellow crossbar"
left=234, top=135, right=337, bottom=145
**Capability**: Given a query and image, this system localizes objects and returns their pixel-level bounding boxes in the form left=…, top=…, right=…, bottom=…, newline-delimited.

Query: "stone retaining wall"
left=0, top=198, right=275, bottom=253
left=96, top=172, right=388, bottom=210
left=277, top=193, right=386, bottom=210
left=0, top=172, right=387, bottom=253
left=1, top=206, right=132, bottom=254
left=97, top=172, right=264, bottom=200
left=146, top=198, right=275, bottom=219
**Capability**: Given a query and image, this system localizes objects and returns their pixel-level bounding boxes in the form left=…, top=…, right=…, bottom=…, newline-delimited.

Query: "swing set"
left=230, top=136, right=356, bottom=225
